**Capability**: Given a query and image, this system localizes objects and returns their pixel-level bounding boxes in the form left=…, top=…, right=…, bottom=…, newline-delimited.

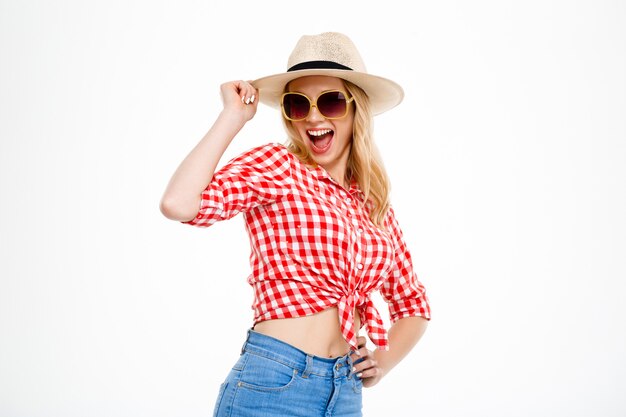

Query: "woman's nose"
left=306, top=104, right=325, bottom=122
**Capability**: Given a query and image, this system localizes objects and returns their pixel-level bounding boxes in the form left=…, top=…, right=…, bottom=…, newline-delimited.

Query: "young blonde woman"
left=160, top=32, right=431, bottom=417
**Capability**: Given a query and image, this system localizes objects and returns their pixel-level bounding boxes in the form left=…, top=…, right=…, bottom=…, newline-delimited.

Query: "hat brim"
left=251, top=69, right=404, bottom=116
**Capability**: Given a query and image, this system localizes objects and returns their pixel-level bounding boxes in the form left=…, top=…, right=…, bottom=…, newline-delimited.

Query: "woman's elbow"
left=159, top=195, right=198, bottom=222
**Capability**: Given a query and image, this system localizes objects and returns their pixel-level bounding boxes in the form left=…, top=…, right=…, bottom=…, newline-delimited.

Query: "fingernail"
left=245, top=97, right=251, bottom=104
left=241, top=96, right=245, bottom=103
left=355, top=350, right=361, bottom=356
left=356, top=372, right=362, bottom=378
left=251, top=95, right=255, bottom=103
left=352, top=367, right=356, bottom=373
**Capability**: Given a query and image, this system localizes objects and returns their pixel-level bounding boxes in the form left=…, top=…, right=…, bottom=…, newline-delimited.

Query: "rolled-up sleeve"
left=184, top=143, right=293, bottom=227
left=380, top=207, right=431, bottom=323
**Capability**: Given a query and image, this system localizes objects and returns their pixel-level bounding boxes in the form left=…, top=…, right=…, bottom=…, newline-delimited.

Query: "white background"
left=1, top=0, right=625, bottom=416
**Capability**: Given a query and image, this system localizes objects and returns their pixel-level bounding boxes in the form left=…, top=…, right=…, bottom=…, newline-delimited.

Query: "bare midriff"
left=253, top=307, right=361, bottom=358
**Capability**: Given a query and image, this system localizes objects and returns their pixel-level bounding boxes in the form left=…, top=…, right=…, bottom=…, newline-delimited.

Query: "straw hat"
left=251, top=32, right=404, bottom=115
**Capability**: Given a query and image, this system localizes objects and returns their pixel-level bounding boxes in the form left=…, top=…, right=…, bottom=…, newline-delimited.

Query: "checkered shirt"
left=185, top=143, right=430, bottom=351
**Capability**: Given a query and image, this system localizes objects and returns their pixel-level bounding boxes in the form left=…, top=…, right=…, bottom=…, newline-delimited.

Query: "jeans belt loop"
left=240, top=328, right=252, bottom=354
left=302, top=354, right=313, bottom=379
left=346, top=352, right=355, bottom=378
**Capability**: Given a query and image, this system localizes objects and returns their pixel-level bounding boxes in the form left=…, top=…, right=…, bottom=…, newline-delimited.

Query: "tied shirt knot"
left=338, top=290, right=389, bottom=351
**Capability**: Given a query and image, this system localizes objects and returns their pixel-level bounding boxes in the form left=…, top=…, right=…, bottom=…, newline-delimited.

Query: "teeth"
left=307, top=129, right=332, bottom=137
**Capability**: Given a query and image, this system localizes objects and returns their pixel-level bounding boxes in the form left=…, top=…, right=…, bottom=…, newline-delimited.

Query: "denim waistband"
left=241, top=329, right=356, bottom=379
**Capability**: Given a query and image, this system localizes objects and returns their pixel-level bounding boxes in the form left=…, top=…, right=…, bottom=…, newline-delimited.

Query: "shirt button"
left=346, top=198, right=352, bottom=203
left=357, top=228, right=363, bottom=234
left=357, top=263, right=363, bottom=270
left=314, top=186, right=320, bottom=191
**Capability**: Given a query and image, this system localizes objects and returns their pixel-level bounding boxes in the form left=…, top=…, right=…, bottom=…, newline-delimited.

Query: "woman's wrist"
left=373, top=349, right=391, bottom=378
left=217, top=108, right=249, bottom=130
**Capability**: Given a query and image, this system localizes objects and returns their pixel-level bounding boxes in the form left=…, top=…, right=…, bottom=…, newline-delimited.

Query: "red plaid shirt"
left=185, top=143, right=430, bottom=350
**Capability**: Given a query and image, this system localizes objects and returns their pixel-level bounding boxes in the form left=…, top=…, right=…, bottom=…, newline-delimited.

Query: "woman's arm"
left=351, top=316, right=428, bottom=388
left=159, top=81, right=258, bottom=222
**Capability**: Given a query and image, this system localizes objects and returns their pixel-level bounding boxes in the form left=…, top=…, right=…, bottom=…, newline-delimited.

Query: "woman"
left=160, top=32, right=431, bottom=417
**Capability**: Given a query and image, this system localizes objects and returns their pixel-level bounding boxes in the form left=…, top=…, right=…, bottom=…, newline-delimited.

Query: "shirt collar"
left=307, top=164, right=362, bottom=196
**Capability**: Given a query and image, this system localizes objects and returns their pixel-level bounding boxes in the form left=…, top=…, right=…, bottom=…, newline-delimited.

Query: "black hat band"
left=288, top=60, right=353, bottom=72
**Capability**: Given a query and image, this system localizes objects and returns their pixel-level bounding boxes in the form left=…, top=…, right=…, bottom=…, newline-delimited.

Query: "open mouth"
left=307, top=129, right=334, bottom=153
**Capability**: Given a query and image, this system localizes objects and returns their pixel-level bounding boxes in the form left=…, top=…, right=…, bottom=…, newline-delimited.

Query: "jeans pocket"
left=237, top=352, right=299, bottom=392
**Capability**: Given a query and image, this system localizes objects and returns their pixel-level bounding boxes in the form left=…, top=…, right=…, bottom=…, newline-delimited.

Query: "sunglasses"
left=281, top=90, right=355, bottom=121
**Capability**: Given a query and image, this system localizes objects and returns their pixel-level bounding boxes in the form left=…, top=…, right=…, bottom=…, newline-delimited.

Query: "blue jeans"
left=213, top=329, right=363, bottom=417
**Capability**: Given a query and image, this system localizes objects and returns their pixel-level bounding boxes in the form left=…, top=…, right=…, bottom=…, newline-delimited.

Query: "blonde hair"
left=282, top=80, right=391, bottom=227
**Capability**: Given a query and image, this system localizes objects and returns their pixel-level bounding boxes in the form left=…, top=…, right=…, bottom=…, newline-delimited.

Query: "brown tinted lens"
left=283, top=93, right=310, bottom=120
left=317, top=91, right=348, bottom=118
